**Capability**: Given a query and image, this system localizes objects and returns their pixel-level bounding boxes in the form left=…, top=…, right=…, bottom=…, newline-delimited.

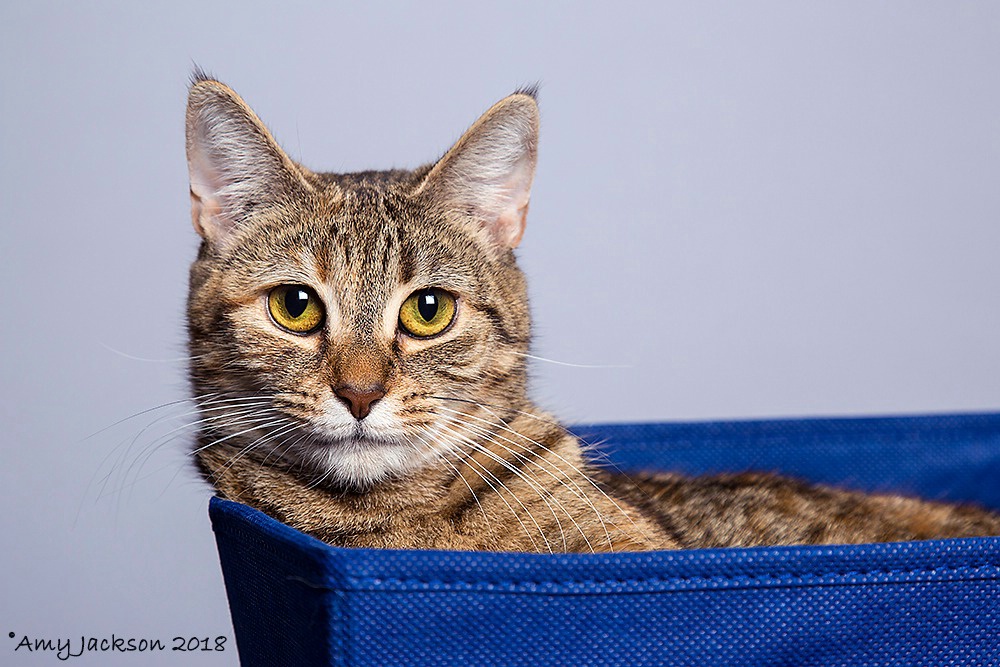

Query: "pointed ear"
left=415, top=90, right=540, bottom=249
left=185, top=75, right=311, bottom=248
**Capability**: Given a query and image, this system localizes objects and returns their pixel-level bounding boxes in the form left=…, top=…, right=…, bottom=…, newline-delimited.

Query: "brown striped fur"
left=186, top=75, right=1000, bottom=553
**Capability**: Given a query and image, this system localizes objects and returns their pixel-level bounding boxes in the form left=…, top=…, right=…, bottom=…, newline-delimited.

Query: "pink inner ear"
left=190, top=189, right=233, bottom=244
left=187, top=127, right=242, bottom=245
left=492, top=196, right=529, bottom=249
left=189, top=189, right=207, bottom=236
left=487, top=157, right=534, bottom=249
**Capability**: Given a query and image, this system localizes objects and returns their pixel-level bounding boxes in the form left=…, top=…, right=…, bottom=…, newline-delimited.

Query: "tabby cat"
left=186, top=74, right=1000, bottom=552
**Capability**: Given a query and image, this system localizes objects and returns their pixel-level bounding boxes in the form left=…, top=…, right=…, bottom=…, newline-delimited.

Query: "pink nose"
left=334, top=385, right=386, bottom=420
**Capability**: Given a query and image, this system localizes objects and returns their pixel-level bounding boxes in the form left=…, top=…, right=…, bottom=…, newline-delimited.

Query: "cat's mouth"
left=306, top=419, right=407, bottom=450
left=345, top=421, right=396, bottom=445
left=285, top=421, right=431, bottom=488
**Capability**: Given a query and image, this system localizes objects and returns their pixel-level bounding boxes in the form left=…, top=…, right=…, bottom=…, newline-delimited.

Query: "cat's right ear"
left=415, top=89, right=540, bottom=249
left=185, top=75, right=311, bottom=248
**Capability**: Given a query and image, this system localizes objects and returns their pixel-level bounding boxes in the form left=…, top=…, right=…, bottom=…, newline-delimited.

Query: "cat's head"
left=185, top=75, right=539, bottom=489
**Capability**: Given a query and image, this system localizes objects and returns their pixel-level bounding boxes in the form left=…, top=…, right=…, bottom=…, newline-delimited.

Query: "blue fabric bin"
left=209, top=412, right=1000, bottom=666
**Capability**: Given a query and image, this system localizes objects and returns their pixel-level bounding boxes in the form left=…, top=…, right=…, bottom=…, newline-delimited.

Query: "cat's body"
left=186, top=74, right=1000, bottom=553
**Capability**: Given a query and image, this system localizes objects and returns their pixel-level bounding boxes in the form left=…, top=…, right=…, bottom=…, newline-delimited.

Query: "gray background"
left=2, top=2, right=998, bottom=665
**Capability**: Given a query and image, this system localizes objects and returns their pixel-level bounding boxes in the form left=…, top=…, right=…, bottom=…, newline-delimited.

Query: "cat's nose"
left=334, top=384, right=386, bottom=421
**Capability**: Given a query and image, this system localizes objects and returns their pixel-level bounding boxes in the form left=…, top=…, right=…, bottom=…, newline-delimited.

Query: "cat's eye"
left=267, top=285, right=325, bottom=334
left=399, top=288, right=456, bottom=338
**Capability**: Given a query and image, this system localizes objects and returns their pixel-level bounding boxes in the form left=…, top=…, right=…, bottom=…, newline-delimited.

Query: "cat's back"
left=602, top=470, right=1000, bottom=549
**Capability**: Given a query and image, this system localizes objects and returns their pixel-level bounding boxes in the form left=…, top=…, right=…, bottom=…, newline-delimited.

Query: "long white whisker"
left=157, top=411, right=284, bottom=500
left=435, top=424, right=546, bottom=553
left=428, top=395, right=565, bottom=430
left=117, top=414, right=297, bottom=501
left=410, top=426, right=498, bottom=546
left=104, top=395, right=271, bottom=475
left=213, top=417, right=298, bottom=477
left=259, top=426, right=313, bottom=471
left=190, top=416, right=290, bottom=457
left=113, top=404, right=272, bottom=495
left=82, top=395, right=215, bottom=442
left=438, top=403, right=641, bottom=536
left=98, top=342, right=211, bottom=364
left=98, top=404, right=260, bottom=500
left=441, top=415, right=576, bottom=552
left=442, top=412, right=601, bottom=553
left=436, top=421, right=557, bottom=554
left=98, top=411, right=281, bottom=501
left=514, top=351, right=630, bottom=369
left=218, top=419, right=302, bottom=483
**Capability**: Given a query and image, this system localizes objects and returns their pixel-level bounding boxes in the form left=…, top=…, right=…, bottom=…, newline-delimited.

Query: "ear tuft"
left=185, top=77, right=309, bottom=248
left=416, top=92, right=540, bottom=249
left=513, top=82, right=540, bottom=100
left=189, top=65, right=221, bottom=88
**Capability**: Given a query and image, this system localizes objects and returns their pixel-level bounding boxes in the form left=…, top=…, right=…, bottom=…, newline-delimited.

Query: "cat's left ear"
left=416, top=89, right=539, bottom=249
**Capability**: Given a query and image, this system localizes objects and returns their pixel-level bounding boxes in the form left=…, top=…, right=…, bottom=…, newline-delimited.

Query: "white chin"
left=291, top=401, right=442, bottom=487
left=292, top=433, right=424, bottom=488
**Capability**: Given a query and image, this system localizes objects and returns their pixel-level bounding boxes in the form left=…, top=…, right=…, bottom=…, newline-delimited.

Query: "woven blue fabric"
left=210, top=412, right=1000, bottom=666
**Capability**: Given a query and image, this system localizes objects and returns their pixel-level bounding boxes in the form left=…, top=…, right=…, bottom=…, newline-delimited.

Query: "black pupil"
left=417, top=291, right=439, bottom=322
left=285, top=288, right=310, bottom=318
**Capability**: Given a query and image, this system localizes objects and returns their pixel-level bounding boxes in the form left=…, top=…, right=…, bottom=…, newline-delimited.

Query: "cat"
left=185, top=72, right=1000, bottom=553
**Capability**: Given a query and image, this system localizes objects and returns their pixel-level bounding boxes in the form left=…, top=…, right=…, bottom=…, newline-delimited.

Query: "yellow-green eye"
left=399, top=288, right=456, bottom=338
left=267, top=285, right=325, bottom=334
